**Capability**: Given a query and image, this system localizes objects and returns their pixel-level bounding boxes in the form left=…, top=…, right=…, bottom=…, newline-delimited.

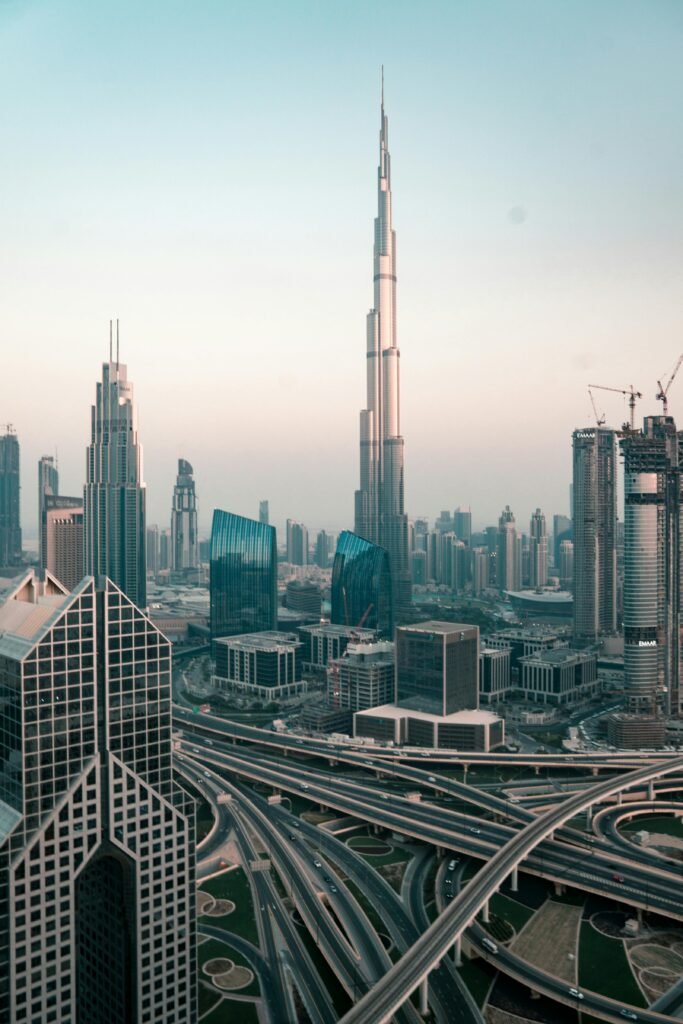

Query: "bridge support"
left=453, top=936, right=462, bottom=967
left=648, top=781, right=655, bottom=802
left=481, top=900, right=490, bottom=924
left=554, top=881, right=566, bottom=896
left=591, top=766, right=598, bottom=776
left=510, top=866, right=519, bottom=892
left=419, top=977, right=429, bottom=1016
left=585, top=806, right=593, bottom=829
left=534, top=765, right=540, bottom=776
left=637, top=906, right=643, bottom=924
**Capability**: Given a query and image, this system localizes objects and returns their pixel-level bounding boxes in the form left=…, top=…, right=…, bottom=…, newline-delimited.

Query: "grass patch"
left=201, top=869, right=258, bottom=946
left=198, top=982, right=222, bottom=1019
left=294, top=915, right=352, bottom=1018
left=457, top=957, right=496, bottom=1007
left=200, top=999, right=260, bottom=1024
left=344, top=878, right=386, bottom=935
left=489, top=893, right=534, bottom=933
left=196, top=799, right=216, bottom=843
left=622, top=815, right=683, bottom=839
left=197, top=937, right=260, bottom=998
left=579, top=921, right=646, bottom=1006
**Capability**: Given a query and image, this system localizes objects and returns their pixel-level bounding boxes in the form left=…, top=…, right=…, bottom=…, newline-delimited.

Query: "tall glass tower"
left=0, top=571, right=196, bottom=1023
left=0, top=427, right=21, bottom=569
left=37, top=456, right=59, bottom=572
left=210, top=509, right=277, bottom=639
left=171, top=458, right=198, bottom=570
left=84, top=329, right=146, bottom=609
left=354, top=79, right=411, bottom=621
left=331, top=530, right=393, bottom=636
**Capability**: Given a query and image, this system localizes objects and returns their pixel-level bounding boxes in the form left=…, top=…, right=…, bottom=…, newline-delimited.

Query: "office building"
left=0, top=571, right=196, bottom=1024
left=314, top=529, right=332, bottom=569
left=43, top=497, right=84, bottom=591
left=210, top=509, right=277, bottom=639
left=518, top=647, right=599, bottom=706
left=286, top=519, right=308, bottom=565
left=353, top=84, right=411, bottom=620
left=298, top=622, right=378, bottom=670
left=331, top=530, right=393, bottom=636
left=37, top=456, right=58, bottom=571
left=259, top=500, right=269, bottom=525
left=621, top=415, right=682, bottom=717
left=479, top=646, right=512, bottom=704
left=0, top=427, right=21, bottom=569
left=485, top=626, right=568, bottom=681
left=147, top=525, right=160, bottom=574
left=285, top=579, right=322, bottom=616
left=606, top=713, right=666, bottom=750
left=553, top=514, right=573, bottom=569
left=453, top=507, right=472, bottom=545
left=472, top=546, right=490, bottom=594
left=328, top=640, right=395, bottom=711
left=83, top=333, right=146, bottom=608
left=572, top=427, right=617, bottom=642
left=354, top=705, right=503, bottom=751
left=171, top=459, right=198, bottom=570
left=213, top=631, right=305, bottom=700
left=497, top=506, right=521, bottom=592
left=396, top=621, right=479, bottom=716
left=529, top=508, right=548, bottom=589
left=159, top=528, right=172, bottom=572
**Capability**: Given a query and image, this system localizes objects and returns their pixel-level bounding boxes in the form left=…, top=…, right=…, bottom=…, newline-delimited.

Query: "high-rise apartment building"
left=497, top=506, right=521, bottom=592
left=396, top=621, right=479, bottom=716
left=171, top=459, right=198, bottom=570
left=37, top=456, right=58, bottom=571
left=147, top=525, right=160, bottom=574
left=331, top=530, right=393, bottom=636
left=210, top=509, right=278, bottom=639
left=354, top=85, right=411, bottom=620
left=621, top=416, right=682, bottom=716
left=572, top=427, right=617, bottom=641
left=0, top=571, right=196, bottom=1024
left=84, top=336, right=146, bottom=608
left=314, top=529, right=332, bottom=569
left=453, top=508, right=472, bottom=545
left=529, top=508, right=548, bottom=589
left=286, top=519, right=308, bottom=565
left=43, top=496, right=84, bottom=591
left=0, top=427, right=21, bottom=569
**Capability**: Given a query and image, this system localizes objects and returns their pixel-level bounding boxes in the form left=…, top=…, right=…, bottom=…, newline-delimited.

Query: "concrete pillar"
left=592, top=766, right=598, bottom=777
left=585, top=806, right=593, bottom=829
left=554, top=881, right=566, bottom=896
left=419, top=977, right=429, bottom=1016
left=510, top=866, right=519, bottom=892
left=648, top=781, right=655, bottom=802
left=534, top=765, right=540, bottom=776
left=617, top=792, right=623, bottom=806
left=637, top=906, right=643, bottom=924
left=453, top=936, right=462, bottom=967
left=481, top=900, right=490, bottom=924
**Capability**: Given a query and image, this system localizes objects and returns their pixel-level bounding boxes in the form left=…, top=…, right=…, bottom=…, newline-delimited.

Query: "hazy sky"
left=2, top=0, right=683, bottom=541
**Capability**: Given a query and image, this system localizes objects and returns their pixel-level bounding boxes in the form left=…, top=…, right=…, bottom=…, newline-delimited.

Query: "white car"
left=568, top=989, right=584, bottom=1001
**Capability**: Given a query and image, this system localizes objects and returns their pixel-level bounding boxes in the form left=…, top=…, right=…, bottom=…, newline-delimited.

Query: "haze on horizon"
left=2, top=0, right=682, bottom=542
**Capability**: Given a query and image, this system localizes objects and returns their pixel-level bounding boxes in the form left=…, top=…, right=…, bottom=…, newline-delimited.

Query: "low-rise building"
left=479, top=646, right=512, bottom=704
left=607, top=713, right=666, bottom=750
left=353, top=705, right=504, bottom=752
left=518, top=648, right=599, bottom=706
left=213, top=631, right=305, bottom=700
left=485, top=626, right=569, bottom=681
left=327, top=640, right=394, bottom=711
left=298, top=622, right=378, bottom=671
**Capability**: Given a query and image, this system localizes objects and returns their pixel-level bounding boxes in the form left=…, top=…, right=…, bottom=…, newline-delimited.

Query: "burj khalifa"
left=354, top=80, right=412, bottom=620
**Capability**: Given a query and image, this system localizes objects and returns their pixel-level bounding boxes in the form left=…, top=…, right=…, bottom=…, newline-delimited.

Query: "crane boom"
left=655, top=353, right=683, bottom=415
left=587, top=383, right=643, bottom=431
left=587, top=388, right=605, bottom=426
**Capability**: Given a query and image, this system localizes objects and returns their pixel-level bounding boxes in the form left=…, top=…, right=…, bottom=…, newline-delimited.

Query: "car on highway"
left=619, top=1011, right=638, bottom=1021
left=428, top=776, right=436, bottom=783
left=568, top=989, right=584, bottom=1000
left=612, top=873, right=625, bottom=883
left=469, top=827, right=482, bottom=835
left=481, top=937, right=498, bottom=954
left=300, top=783, right=309, bottom=790
left=329, top=884, right=337, bottom=893
left=203, top=771, right=211, bottom=778
left=313, top=860, right=322, bottom=868
left=289, top=834, right=297, bottom=840
left=323, top=875, right=332, bottom=883
left=447, top=859, right=458, bottom=870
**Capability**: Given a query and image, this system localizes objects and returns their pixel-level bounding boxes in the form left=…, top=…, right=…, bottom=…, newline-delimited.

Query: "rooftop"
left=355, top=703, right=501, bottom=726
left=215, top=630, right=301, bottom=652
left=399, top=621, right=478, bottom=636
left=0, top=571, right=73, bottom=659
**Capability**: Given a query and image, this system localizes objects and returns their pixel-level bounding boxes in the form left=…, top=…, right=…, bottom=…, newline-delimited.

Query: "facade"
left=559, top=539, right=574, bottom=588
left=529, top=508, right=548, bottom=589
left=331, top=530, right=393, bottom=636
left=0, top=427, right=21, bottom=570
left=553, top=514, right=573, bottom=570
left=353, top=705, right=504, bottom=751
left=572, top=427, right=618, bottom=642
left=327, top=640, right=395, bottom=711
left=210, top=509, right=277, bottom=639
left=472, top=546, right=490, bottom=594
left=606, top=713, right=666, bottom=750
left=286, top=520, right=308, bottom=566
left=285, top=579, right=322, bottom=616
left=84, top=350, right=146, bottom=608
left=0, top=571, right=196, bottom=1024
left=37, top=456, right=59, bottom=572
left=479, top=646, right=512, bottom=704
left=353, top=86, right=412, bottom=620
left=485, top=626, right=568, bottom=681
left=518, top=647, right=599, bottom=706
left=396, top=621, right=479, bottom=717
left=43, top=497, right=84, bottom=591
left=621, top=416, right=682, bottom=717
left=171, top=459, right=198, bottom=571
left=497, top=506, right=521, bottom=592
left=298, top=623, right=378, bottom=670
left=213, top=631, right=305, bottom=700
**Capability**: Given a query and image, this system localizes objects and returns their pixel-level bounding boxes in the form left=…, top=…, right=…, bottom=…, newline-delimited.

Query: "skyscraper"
left=0, top=427, right=21, bottom=569
left=331, top=530, right=393, bottom=636
left=43, top=496, right=84, bottom=591
left=37, top=456, right=58, bottom=571
left=259, top=500, right=269, bottom=525
left=210, top=509, right=278, bottom=639
left=286, top=519, right=308, bottom=565
left=171, top=458, right=198, bottom=570
left=354, top=80, right=411, bottom=620
left=314, top=529, right=332, bottom=569
left=529, top=508, right=548, bottom=589
left=621, top=416, right=682, bottom=716
left=396, top=622, right=479, bottom=716
left=497, top=506, right=521, bottom=592
left=572, top=427, right=617, bottom=641
left=0, top=571, right=196, bottom=1023
left=84, top=329, right=146, bottom=608
left=453, top=508, right=472, bottom=545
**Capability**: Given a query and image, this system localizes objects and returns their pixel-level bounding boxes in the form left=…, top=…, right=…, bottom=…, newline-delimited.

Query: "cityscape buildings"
left=209, top=509, right=278, bottom=639
left=353, top=86, right=411, bottom=620
left=572, top=427, right=618, bottom=641
left=42, top=496, right=84, bottom=591
left=286, top=519, right=308, bottom=565
left=37, top=455, right=58, bottom=571
left=259, top=499, right=269, bottom=525
left=213, top=631, right=305, bottom=700
left=0, top=427, right=21, bottom=570
left=327, top=639, right=395, bottom=711
left=395, top=621, right=479, bottom=716
left=0, top=571, right=196, bottom=1024
left=497, top=505, right=521, bottom=593
left=171, top=458, right=198, bottom=571
left=83, top=333, right=146, bottom=608
left=330, top=530, right=393, bottom=635
left=529, top=507, right=548, bottom=589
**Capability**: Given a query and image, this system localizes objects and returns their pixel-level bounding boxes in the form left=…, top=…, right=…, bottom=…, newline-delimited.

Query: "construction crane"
left=587, top=388, right=606, bottom=426
left=655, top=354, right=683, bottom=415
left=587, top=383, right=642, bottom=432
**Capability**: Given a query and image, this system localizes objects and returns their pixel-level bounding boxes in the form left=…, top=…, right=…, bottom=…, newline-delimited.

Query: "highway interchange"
left=174, top=700, right=683, bottom=1024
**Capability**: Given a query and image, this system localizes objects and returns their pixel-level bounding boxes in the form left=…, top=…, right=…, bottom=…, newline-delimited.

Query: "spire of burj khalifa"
left=354, top=73, right=412, bottom=621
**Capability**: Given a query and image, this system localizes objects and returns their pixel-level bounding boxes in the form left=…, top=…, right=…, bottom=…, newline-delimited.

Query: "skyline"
left=3, top=1, right=683, bottom=537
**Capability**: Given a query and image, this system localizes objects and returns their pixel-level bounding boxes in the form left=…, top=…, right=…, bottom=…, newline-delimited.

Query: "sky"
left=2, top=0, right=683, bottom=541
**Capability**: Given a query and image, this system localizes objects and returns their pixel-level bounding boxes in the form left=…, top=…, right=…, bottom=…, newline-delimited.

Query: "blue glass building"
left=210, top=510, right=278, bottom=639
left=331, top=531, right=393, bottom=636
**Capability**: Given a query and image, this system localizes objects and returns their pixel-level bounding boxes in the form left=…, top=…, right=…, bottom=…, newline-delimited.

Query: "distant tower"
left=497, top=506, right=521, bottom=592
left=621, top=416, right=682, bottom=717
left=171, top=458, right=198, bottom=570
left=210, top=510, right=278, bottom=639
left=38, top=455, right=58, bottom=570
left=572, top=427, right=617, bottom=641
left=286, top=519, right=308, bottom=565
left=0, top=427, right=21, bottom=569
left=354, top=76, right=412, bottom=621
left=43, top=496, right=84, bottom=590
left=83, top=322, right=146, bottom=607
left=453, top=507, right=472, bottom=545
left=314, top=529, right=331, bottom=569
left=529, top=508, right=548, bottom=589
left=259, top=499, right=269, bottom=525
left=559, top=539, right=574, bottom=588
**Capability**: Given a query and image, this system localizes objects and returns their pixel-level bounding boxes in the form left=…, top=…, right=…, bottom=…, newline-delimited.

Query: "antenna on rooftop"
left=116, top=318, right=120, bottom=369
left=109, top=319, right=113, bottom=362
